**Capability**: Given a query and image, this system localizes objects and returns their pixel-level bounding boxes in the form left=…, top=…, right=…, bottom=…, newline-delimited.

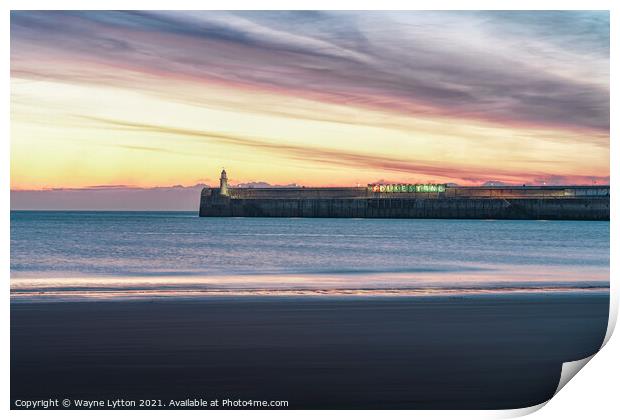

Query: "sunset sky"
left=10, top=11, right=609, bottom=208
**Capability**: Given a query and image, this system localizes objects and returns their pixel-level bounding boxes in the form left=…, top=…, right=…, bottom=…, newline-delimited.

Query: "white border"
left=2, top=1, right=617, bottom=419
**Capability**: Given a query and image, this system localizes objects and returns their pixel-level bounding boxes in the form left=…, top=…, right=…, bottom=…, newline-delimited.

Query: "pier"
left=199, top=170, right=609, bottom=220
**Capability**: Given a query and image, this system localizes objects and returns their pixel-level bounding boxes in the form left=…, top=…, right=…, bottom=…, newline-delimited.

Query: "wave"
left=10, top=272, right=610, bottom=303
left=10, top=286, right=610, bottom=303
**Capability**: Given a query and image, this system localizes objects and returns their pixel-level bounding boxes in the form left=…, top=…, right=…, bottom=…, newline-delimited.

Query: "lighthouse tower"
left=219, top=168, right=229, bottom=196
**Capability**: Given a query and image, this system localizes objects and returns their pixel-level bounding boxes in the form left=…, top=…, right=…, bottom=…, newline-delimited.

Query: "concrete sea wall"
left=200, top=187, right=609, bottom=220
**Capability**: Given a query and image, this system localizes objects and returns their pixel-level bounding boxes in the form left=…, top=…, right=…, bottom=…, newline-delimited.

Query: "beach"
left=11, top=293, right=608, bottom=409
left=10, top=213, right=610, bottom=408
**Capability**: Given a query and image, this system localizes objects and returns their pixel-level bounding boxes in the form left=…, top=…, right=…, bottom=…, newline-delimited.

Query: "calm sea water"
left=10, top=211, right=610, bottom=300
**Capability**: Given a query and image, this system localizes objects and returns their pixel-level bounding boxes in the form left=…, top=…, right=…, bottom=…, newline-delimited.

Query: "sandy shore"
left=11, top=294, right=608, bottom=409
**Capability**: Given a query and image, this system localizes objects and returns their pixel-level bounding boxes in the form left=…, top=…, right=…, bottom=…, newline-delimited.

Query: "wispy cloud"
left=82, top=116, right=605, bottom=185
left=11, top=11, right=609, bottom=134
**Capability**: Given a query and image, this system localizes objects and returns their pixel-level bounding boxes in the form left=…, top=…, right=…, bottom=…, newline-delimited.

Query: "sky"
left=10, top=11, right=609, bottom=209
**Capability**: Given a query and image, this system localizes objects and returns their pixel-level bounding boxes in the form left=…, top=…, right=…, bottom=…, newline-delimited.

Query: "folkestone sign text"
left=367, top=184, right=446, bottom=193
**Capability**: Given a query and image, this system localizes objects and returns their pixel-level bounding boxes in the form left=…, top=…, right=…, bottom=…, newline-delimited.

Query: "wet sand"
left=11, top=294, right=608, bottom=409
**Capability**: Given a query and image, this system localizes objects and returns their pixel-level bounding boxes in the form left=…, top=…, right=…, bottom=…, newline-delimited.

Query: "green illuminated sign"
left=367, top=183, right=447, bottom=194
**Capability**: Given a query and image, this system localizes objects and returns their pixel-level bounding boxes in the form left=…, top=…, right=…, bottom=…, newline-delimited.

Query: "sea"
left=10, top=211, right=610, bottom=301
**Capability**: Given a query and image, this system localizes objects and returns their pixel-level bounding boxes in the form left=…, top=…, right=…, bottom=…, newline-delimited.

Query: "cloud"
left=11, top=11, right=609, bottom=135
left=116, top=145, right=171, bottom=153
left=115, top=144, right=199, bottom=157
left=81, top=116, right=605, bottom=185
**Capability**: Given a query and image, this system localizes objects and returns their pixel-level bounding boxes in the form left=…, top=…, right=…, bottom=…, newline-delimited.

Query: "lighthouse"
left=219, top=168, right=229, bottom=196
